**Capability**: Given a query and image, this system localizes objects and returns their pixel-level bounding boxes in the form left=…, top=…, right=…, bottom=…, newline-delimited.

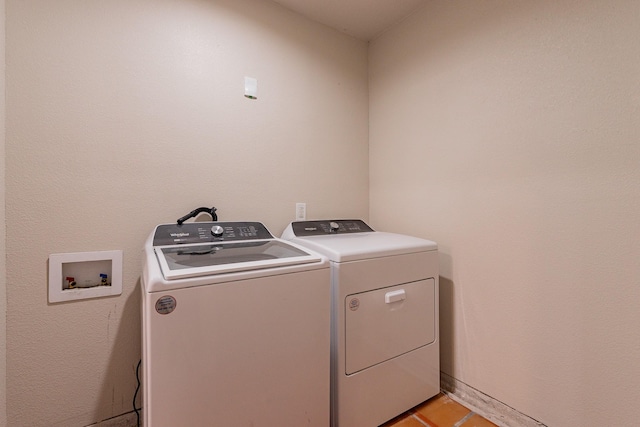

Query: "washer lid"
left=155, top=239, right=321, bottom=280
left=150, top=222, right=323, bottom=280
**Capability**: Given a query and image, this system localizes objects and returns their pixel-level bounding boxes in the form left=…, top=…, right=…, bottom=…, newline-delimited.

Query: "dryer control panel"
left=290, top=219, right=374, bottom=236
left=153, top=222, right=273, bottom=246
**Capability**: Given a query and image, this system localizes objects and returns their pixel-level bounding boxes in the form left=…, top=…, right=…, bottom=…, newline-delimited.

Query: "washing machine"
left=282, top=219, right=439, bottom=427
left=142, top=221, right=330, bottom=427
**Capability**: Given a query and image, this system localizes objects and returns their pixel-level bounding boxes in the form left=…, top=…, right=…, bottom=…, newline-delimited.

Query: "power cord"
left=134, top=359, right=142, bottom=427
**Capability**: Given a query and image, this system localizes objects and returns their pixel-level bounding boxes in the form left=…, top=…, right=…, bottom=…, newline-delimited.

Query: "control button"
left=330, top=221, right=340, bottom=233
left=210, top=225, right=224, bottom=237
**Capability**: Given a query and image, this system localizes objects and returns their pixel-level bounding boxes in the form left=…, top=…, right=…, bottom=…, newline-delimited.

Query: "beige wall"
left=5, top=0, right=368, bottom=425
left=0, top=0, right=6, bottom=425
left=7, top=0, right=640, bottom=426
left=370, top=1, right=640, bottom=426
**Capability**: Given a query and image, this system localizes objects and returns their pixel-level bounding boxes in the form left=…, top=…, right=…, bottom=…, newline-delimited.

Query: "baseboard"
left=86, top=374, right=546, bottom=427
left=441, top=372, right=547, bottom=427
left=84, top=411, right=142, bottom=427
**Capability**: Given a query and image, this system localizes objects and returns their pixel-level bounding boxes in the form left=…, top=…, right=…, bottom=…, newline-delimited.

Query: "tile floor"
left=381, top=393, right=498, bottom=427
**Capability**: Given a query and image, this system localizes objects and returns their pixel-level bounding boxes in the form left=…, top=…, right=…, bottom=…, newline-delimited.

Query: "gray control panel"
left=153, top=222, right=273, bottom=246
left=290, top=219, right=374, bottom=236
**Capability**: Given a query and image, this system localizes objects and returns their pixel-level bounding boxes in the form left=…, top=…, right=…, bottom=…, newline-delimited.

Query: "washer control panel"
left=153, top=222, right=273, bottom=246
left=291, top=219, right=374, bottom=236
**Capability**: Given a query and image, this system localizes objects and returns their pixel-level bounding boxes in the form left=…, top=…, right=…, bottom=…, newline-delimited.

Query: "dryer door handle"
left=385, top=289, right=406, bottom=304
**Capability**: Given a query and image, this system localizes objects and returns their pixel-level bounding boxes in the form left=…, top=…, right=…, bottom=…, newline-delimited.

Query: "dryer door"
left=345, top=278, right=435, bottom=375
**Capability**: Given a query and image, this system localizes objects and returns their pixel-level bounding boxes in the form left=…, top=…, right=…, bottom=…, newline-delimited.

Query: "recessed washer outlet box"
left=48, top=250, right=123, bottom=303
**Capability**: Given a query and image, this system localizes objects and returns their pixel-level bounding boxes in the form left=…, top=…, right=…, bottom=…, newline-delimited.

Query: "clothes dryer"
left=282, top=219, right=439, bottom=427
left=142, top=221, right=330, bottom=426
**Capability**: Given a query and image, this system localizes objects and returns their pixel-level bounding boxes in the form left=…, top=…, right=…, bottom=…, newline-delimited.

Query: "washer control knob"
left=211, top=225, right=224, bottom=237
left=329, top=221, right=340, bottom=233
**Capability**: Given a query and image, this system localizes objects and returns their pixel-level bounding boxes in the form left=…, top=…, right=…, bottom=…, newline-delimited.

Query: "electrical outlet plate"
left=296, top=203, right=306, bottom=221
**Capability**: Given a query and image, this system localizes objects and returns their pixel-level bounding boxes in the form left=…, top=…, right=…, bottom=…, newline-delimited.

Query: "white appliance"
left=142, top=221, right=330, bottom=427
left=282, top=219, right=439, bottom=427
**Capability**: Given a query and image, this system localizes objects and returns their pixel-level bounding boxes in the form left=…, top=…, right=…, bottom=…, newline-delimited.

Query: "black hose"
left=134, top=359, right=141, bottom=426
left=177, top=206, right=217, bottom=225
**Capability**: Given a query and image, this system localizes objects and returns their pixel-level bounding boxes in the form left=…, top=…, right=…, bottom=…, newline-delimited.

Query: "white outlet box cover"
left=48, top=250, right=123, bottom=303
left=244, top=76, right=258, bottom=99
